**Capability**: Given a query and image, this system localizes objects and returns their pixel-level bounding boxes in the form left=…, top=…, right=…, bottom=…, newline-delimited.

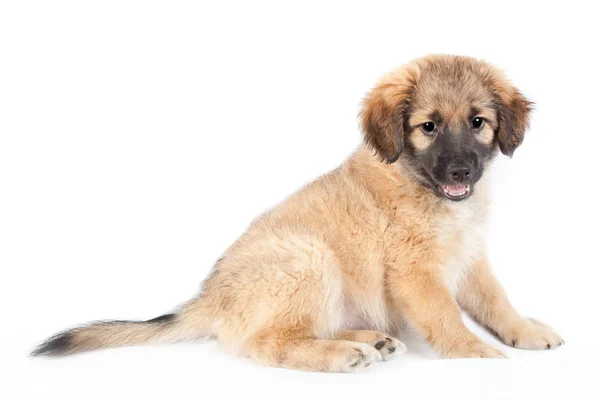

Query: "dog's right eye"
left=421, top=122, right=436, bottom=134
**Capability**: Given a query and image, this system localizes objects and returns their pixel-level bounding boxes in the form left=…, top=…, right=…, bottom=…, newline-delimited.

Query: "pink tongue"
left=444, top=184, right=467, bottom=196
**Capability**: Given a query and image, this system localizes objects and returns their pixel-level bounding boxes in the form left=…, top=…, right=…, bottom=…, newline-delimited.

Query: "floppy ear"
left=359, top=69, right=416, bottom=163
left=491, top=75, right=534, bottom=157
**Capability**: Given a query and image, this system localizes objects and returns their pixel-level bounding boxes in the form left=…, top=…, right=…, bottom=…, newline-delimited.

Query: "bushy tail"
left=31, top=312, right=205, bottom=357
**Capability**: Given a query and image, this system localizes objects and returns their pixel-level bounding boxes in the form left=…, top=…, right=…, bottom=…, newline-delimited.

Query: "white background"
left=1, top=1, right=599, bottom=399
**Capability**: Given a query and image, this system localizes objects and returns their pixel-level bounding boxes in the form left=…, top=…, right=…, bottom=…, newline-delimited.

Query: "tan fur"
left=456, top=257, right=563, bottom=350
left=409, top=129, right=435, bottom=151
left=34, top=55, right=561, bottom=371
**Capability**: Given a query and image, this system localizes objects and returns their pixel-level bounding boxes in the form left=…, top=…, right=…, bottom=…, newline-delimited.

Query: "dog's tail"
left=31, top=308, right=211, bottom=357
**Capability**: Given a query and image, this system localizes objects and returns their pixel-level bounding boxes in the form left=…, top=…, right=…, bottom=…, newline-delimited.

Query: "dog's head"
left=360, top=55, right=533, bottom=201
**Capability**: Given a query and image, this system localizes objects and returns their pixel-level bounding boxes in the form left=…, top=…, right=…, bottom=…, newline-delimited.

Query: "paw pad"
left=373, top=336, right=406, bottom=360
left=374, top=340, right=386, bottom=350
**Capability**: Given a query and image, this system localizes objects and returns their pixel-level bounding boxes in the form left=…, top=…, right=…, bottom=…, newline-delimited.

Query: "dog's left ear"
left=491, top=74, right=534, bottom=157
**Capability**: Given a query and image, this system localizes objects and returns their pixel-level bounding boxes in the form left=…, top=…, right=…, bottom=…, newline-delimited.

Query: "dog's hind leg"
left=208, top=234, right=383, bottom=372
left=246, top=324, right=382, bottom=372
left=335, top=330, right=407, bottom=360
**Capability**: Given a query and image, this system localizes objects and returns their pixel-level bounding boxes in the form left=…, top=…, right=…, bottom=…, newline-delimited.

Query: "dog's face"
left=360, top=55, right=532, bottom=201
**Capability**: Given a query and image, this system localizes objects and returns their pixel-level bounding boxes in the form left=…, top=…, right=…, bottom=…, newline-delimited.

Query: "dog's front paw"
left=499, top=318, right=564, bottom=350
left=445, top=340, right=506, bottom=359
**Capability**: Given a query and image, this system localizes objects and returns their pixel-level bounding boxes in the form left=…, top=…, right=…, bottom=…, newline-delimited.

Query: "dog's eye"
left=421, top=121, right=436, bottom=134
left=472, top=117, right=484, bottom=129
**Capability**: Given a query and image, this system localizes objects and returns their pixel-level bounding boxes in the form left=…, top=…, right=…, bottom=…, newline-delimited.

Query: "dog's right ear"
left=359, top=68, right=417, bottom=163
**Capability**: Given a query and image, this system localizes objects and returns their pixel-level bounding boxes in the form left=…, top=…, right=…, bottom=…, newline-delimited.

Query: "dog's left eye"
left=472, top=117, right=484, bottom=129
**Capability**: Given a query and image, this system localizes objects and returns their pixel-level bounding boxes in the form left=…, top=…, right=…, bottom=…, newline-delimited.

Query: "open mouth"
left=439, top=184, right=471, bottom=201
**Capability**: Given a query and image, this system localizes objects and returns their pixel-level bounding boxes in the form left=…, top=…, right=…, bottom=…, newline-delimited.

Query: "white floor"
left=8, top=321, right=592, bottom=400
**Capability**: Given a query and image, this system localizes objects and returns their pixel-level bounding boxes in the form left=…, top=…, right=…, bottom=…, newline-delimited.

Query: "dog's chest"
left=435, top=199, right=488, bottom=294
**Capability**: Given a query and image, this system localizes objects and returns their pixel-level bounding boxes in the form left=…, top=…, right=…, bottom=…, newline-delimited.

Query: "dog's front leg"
left=389, top=266, right=505, bottom=358
left=456, top=255, right=563, bottom=350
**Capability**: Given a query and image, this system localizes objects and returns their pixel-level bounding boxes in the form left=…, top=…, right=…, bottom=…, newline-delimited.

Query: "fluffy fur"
left=33, top=55, right=562, bottom=372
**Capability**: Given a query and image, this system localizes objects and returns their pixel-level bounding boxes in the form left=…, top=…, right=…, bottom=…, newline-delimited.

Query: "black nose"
left=448, top=165, right=472, bottom=183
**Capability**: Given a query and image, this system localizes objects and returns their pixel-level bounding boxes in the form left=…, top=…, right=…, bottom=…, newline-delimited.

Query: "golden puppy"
left=33, top=55, right=563, bottom=372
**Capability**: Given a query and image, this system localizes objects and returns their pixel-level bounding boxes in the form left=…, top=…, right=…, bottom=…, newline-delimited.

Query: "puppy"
left=33, top=54, right=563, bottom=372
